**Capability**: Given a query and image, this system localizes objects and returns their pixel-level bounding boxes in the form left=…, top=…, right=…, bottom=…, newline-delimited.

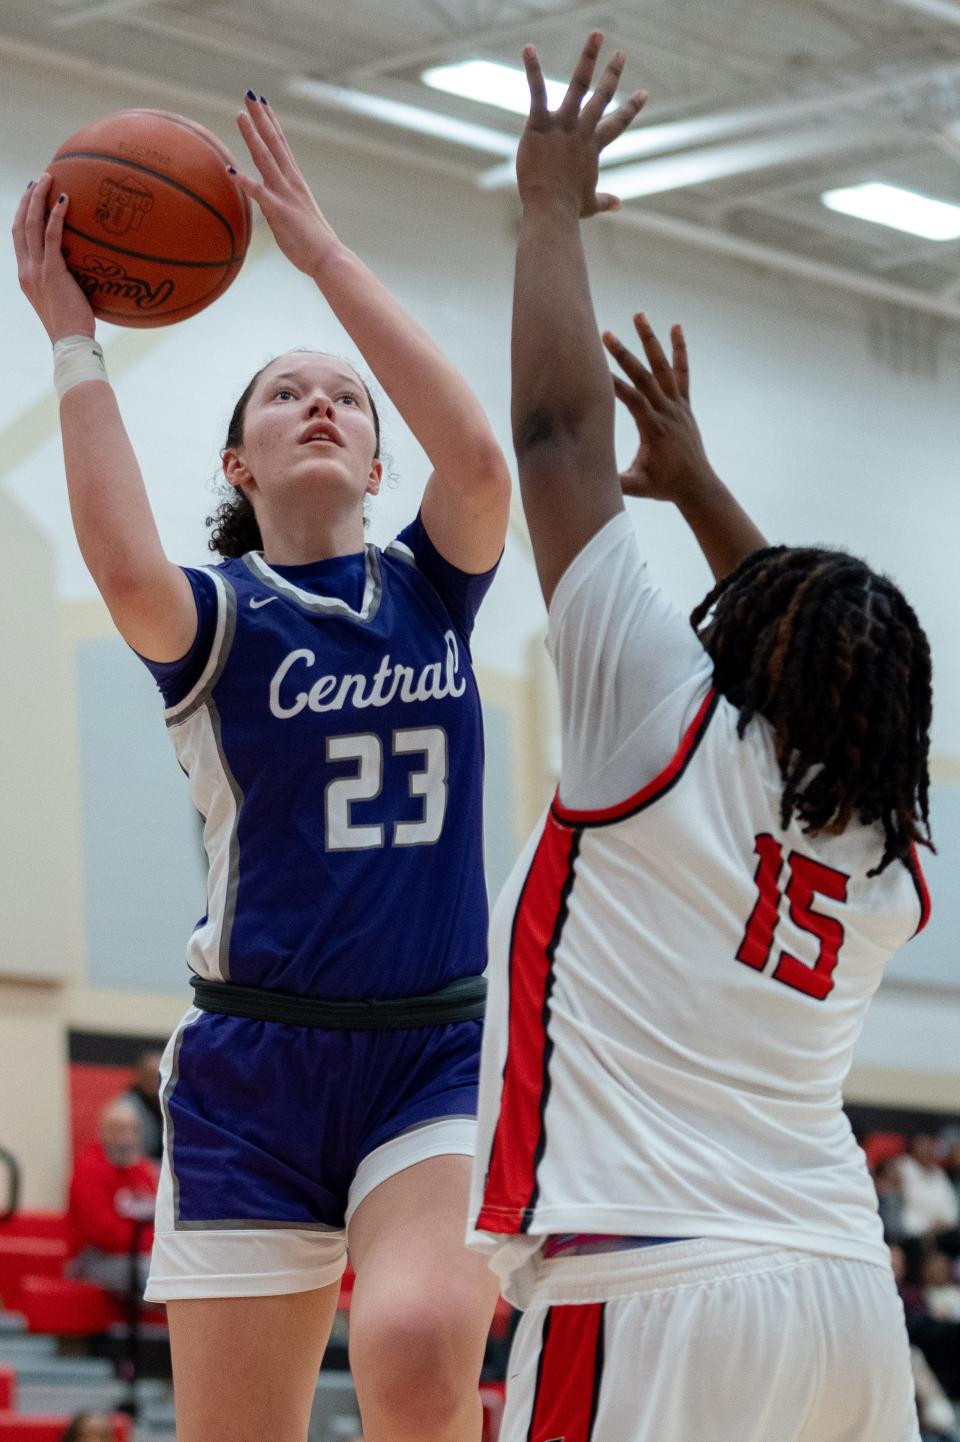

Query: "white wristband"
left=53, top=335, right=109, bottom=400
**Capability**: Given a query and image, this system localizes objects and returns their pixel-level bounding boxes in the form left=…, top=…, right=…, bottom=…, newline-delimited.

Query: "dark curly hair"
left=690, top=546, right=933, bottom=874
left=206, top=353, right=382, bottom=558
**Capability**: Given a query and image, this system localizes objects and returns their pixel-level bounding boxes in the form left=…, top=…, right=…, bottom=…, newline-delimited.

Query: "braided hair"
left=206, top=353, right=382, bottom=558
left=690, top=546, right=933, bottom=875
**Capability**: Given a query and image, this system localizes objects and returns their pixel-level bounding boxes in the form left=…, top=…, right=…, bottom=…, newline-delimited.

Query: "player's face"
left=232, top=353, right=382, bottom=509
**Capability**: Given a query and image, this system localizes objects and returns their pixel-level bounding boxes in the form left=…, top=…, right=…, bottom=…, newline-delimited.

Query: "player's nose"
left=305, top=390, right=335, bottom=419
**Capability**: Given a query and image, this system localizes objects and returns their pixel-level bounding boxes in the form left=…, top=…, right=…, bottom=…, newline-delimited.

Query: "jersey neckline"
left=239, top=545, right=383, bottom=623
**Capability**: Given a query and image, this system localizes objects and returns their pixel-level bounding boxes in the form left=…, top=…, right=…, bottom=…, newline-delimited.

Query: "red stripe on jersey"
left=525, top=1302, right=606, bottom=1442
left=908, top=844, right=932, bottom=936
left=476, top=818, right=580, bottom=1234
left=551, top=688, right=718, bottom=828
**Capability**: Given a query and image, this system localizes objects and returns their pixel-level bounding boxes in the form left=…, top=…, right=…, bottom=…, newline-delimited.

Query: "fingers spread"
left=634, top=312, right=678, bottom=399
left=256, top=94, right=298, bottom=168
left=671, top=324, right=690, bottom=400
left=558, top=31, right=603, bottom=123
left=604, top=329, right=659, bottom=402
left=579, top=49, right=624, bottom=133
left=237, top=99, right=286, bottom=186
left=522, top=45, right=549, bottom=122
left=25, top=173, right=54, bottom=270
left=43, top=189, right=67, bottom=259
left=11, top=182, right=33, bottom=265
left=596, top=89, right=648, bottom=151
left=612, top=373, right=656, bottom=428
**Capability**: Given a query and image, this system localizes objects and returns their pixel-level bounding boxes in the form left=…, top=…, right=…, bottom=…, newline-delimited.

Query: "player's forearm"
left=511, top=199, right=616, bottom=467
left=311, top=242, right=506, bottom=488
left=60, top=382, right=169, bottom=593
left=676, top=472, right=768, bottom=580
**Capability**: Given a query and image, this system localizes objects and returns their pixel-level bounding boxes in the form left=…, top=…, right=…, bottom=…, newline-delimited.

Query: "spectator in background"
left=912, top=1347, right=960, bottom=1442
left=943, top=1138, right=960, bottom=1209
left=900, top=1135, right=960, bottom=1245
left=67, top=1098, right=157, bottom=1297
left=923, top=1250, right=960, bottom=1324
left=875, top=1156, right=908, bottom=1244
left=120, top=1049, right=163, bottom=1162
left=60, top=1415, right=115, bottom=1442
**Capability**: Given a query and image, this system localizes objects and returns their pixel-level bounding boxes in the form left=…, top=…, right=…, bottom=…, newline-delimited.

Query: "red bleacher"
left=0, top=1212, right=164, bottom=1335
left=0, top=1416, right=130, bottom=1441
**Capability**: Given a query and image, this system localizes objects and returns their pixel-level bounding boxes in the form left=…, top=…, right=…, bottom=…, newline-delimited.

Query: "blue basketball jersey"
left=140, top=515, right=497, bottom=1000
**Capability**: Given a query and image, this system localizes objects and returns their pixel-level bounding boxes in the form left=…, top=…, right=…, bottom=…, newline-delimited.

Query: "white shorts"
left=501, top=1238, right=920, bottom=1442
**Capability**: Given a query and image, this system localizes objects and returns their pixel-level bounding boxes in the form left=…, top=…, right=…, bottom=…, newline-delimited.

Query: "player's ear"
left=223, top=447, right=250, bottom=490
left=366, top=458, right=383, bottom=498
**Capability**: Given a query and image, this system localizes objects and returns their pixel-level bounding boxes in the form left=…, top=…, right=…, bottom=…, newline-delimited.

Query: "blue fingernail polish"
left=26, top=180, right=33, bottom=189
left=259, top=95, right=267, bottom=104
left=227, top=166, right=237, bottom=174
left=58, top=193, right=66, bottom=204
left=246, top=88, right=256, bottom=100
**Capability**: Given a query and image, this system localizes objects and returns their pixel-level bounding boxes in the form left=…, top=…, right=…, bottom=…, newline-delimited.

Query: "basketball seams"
left=63, top=221, right=243, bottom=269
left=54, top=149, right=241, bottom=253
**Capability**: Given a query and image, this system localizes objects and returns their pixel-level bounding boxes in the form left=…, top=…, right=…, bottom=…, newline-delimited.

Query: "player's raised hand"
left=516, top=33, right=647, bottom=219
left=12, top=174, right=96, bottom=343
left=232, top=92, right=340, bottom=277
left=604, top=314, right=717, bottom=502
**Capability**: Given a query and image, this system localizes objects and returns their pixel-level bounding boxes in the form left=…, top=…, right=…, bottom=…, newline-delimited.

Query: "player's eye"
left=338, top=393, right=360, bottom=406
left=272, top=387, right=296, bottom=401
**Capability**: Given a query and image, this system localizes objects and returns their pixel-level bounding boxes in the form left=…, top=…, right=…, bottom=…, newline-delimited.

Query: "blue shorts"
left=146, top=1006, right=480, bottom=1301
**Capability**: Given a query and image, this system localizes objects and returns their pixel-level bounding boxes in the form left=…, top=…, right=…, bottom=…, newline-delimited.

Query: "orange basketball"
left=48, top=109, right=252, bottom=328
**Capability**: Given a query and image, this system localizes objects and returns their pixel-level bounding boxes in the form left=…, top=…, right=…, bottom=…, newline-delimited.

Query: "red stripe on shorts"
left=476, top=817, right=580, bottom=1234
left=526, top=1302, right=606, bottom=1442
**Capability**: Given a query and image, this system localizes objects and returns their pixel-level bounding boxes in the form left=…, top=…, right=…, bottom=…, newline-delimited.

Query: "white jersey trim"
left=164, top=568, right=235, bottom=726
left=242, top=547, right=383, bottom=622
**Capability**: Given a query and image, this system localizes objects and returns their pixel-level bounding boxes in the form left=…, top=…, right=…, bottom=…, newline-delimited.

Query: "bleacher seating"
left=0, top=1213, right=166, bottom=1339
left=0, top=1416, right=130, bottom=1441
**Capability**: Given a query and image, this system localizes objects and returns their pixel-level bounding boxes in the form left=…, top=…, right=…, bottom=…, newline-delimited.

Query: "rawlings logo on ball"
left=71, top=254, right=174, bottom=310
left=95, top=175, right=154, bottom=235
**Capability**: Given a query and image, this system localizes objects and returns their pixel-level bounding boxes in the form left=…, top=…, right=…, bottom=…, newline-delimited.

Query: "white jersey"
left=467, top=512, right=930, bottom=1307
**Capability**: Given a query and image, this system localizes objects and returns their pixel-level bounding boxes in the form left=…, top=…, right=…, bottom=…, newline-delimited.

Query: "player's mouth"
left=299, top=422, right=344, bottom=447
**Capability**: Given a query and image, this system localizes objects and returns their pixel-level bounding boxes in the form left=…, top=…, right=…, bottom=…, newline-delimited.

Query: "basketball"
left=48, top=109, right=252, bottom=328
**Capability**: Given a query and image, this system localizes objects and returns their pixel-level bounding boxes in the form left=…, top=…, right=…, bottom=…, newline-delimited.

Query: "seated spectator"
left=66, top=1098, right=157, bottom=1298
left=945, top=1139, right=960, bottom=1208
left=60, top=1415, right=115, bottom=1442
left=120, top=1049, right=163, bottom=1162
left=875, top=1156, right=907, bottom=1244
left=900, top=1135, right=960, bottom=1246
left=891, top=1243, right=927, bottom=1324
left=912, top=1346, right=960, bottom=1442
left=924, top=1250, right=960, bottom=1324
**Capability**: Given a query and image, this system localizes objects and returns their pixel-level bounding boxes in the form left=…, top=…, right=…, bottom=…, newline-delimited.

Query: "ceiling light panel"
left=284, top=76, right=517, bottom=157
left=821, top=181, right=960, bottom=239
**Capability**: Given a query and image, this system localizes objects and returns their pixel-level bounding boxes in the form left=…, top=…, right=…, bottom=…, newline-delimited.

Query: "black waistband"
left=190, top=974, right=486, bottom=1030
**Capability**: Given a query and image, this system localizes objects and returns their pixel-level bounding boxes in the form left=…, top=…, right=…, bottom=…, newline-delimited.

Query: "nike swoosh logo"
left=249, top=595, right=279, bottom=609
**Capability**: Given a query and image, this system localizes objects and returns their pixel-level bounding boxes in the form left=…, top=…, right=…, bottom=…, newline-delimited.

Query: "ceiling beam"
left=889, top=0, right=960, bottom=26
left=475, top=56, right=960, bottom=189
left=2, top=29, right=958, bottom=326
left=51, top=0, right=160, bottom=28
left=112, top=11, right=316, bottom=74
left=608, top=202, right=960, bottom=323
left=345, top=0, right=624, bottom=83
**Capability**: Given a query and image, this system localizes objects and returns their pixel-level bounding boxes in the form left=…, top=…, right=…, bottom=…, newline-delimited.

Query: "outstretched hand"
left=517, top=33, right=647, bottom=218
left=604, top=315, right=718, bottom=502
left=232, top=92, right=340, bottom=277
left=12, top=174, right=96, bottom=343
